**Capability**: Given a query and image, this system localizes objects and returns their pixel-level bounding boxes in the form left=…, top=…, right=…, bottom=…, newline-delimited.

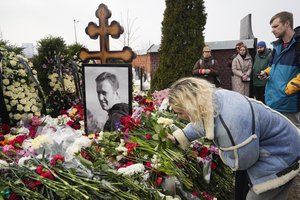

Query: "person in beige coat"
left=232, top=44, right=252, bottom=96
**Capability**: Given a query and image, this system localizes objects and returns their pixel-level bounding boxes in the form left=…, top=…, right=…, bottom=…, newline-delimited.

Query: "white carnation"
left=157, top=117, right=174, bottom=126
left=31, top=134, right=52, bottom=149
left=117, top=163, right=145, bottom=176
left=0, top=160, right=9, bottom=170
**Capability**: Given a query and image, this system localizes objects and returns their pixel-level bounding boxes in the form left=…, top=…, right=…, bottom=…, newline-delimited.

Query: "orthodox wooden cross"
left=79, top=4, right=136, bottom=64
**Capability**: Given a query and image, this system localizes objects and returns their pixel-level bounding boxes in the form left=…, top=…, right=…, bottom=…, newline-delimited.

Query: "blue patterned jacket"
left=174, top=89, right=300, bottom=194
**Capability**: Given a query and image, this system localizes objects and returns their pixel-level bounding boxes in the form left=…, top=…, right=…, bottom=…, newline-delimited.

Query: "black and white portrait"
left=83, top=64, right=132, bottom=133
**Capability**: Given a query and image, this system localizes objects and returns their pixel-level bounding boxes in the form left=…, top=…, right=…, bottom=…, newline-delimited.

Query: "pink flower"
left=145, top=162, right=152, bottom=169
left=31, top=116, right=42, bottom=126
left=3, top=144, right=15, bottom=156
left=145, top=134, right=151, bottom=140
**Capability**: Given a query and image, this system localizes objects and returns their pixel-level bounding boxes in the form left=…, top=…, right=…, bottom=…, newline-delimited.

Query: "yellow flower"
left=5, top=134, right=16, bottom=141
left=9, top=60, right=17, bottom=66
left=12, top=88, right=19, bottom=94
left=69, top=108, right=78, bottom=117
left=6, top=105, right=11, bottom=111
left=14, top=113, right=22, bottom=121
left=2, top=79, right=10, bottom=86
left=31, top=105, right=38, bottom=112
left=17, top=104, right=24, bottom=111
left=4, top=91, right=13, bottom=97
left=49, top=82, right=55, bottom=87
left=30, top=98, right=37, bottom=104
left=24, top=106, right=31, bottom=112
left=27, top=113, right=34, bottom=119
left=25, top=101, right=33, bottom=107
left=18, top=69, right=27, bottom=77
left=20, top=99, right=27, bottom=105
left=20, top=79, right=26, bottom=83
left=30, top=87, right=36, bottom=93
left=13, top=82, right=21, bottom=87
left=34, top=111, right=41, bottom=116
left=10, top=100, right=18, bottom=106
left=11, top=94, right=18, bottom=100
left=31, top=93, right=37, bottom=98
left=52, top=73, right=59, bottom=78
left=18, top=93, right=25, bottom=99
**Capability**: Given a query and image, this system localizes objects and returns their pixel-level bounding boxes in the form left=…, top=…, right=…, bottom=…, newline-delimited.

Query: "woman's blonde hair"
left=169, top=77, right=215, bottom=139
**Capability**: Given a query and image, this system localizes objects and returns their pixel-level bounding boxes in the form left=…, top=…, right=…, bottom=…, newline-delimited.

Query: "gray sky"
left=0, top=0, right=299, bottom=51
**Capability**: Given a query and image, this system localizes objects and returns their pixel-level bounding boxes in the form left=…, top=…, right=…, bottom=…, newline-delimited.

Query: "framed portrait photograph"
left=83, top=64, right=132, bottom=133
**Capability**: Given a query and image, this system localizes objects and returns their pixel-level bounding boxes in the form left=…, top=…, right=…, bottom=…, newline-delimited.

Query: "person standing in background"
left=192, top=46, right=221, bottom=87
left=259, top=11, right=300, bottom=128
left=252, top=41, right=272, bottom=103
left=227, top=41, right=244, bottom=70
left=232, top=44, right=252, bottom=96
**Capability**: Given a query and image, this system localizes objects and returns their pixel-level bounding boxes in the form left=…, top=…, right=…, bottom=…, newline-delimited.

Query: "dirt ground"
left=287, top=174, right=300, bottom=200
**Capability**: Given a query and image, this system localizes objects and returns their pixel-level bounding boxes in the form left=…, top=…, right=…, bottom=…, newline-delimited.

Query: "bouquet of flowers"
left=43, top=56, right=83, bottom=117
left=0, top=45, right=42, bottom=125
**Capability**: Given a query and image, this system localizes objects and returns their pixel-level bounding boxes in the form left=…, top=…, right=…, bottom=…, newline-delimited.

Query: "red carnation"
left=192, top=191, right=199, bottom=196
left=120, top=116, right=139, bottom=130
left=10, top=134, right=27, bottom=148
left=50, top=154, right=65, bottom=166
left=24, top=179, right=42, bottom=189
left=66, top=120, right=75, bottom=127
left=145, top=134, right=151, bottom=140
left=28, top=127, right=37, bottom=138
left=199, top=147, right=209, bottom=158
left=145, top=162, right=152, bottom=169
left=211, top=162, right=217, bottom=170
left=126, top=142, right=138, bottom=153
left=8, top=192, right=21, bottom=200
left=41, top=170, right=55, bottom=180
left=36, top=165, right=46, bottom=175
left=154, top=176, right=163, bottom=187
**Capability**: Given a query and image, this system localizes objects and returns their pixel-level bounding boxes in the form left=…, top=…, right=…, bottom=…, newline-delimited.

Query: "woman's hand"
left=167, top=134, right=177, bottom=144
left=242, top=74, right=248, bottom=81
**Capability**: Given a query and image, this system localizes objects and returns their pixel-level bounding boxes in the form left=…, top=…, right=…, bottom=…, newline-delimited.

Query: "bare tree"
left=118, top=10, right=140, bottom=49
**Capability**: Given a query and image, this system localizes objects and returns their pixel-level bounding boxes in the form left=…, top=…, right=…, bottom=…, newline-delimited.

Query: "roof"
left=206, top=39, right=256, bottom=50
left=134, top=39, right=257, bottom=55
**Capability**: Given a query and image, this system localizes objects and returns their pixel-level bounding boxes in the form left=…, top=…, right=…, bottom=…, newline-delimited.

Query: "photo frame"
left=83, top=64, right=132, bottom=133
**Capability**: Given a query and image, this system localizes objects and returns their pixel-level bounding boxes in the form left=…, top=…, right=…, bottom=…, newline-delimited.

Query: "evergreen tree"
left=151, top=0, right=207, bottom=91
left=32, top=36, right=67, bottom=100
left=32, top=36, right=79, bottom=117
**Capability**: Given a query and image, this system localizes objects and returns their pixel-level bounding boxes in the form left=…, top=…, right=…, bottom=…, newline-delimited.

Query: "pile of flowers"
left=0, top=93, right=234, bottom=199
left=0, top=45, right=43, bottom=124
left=43, top=56, right=83, bottom=117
